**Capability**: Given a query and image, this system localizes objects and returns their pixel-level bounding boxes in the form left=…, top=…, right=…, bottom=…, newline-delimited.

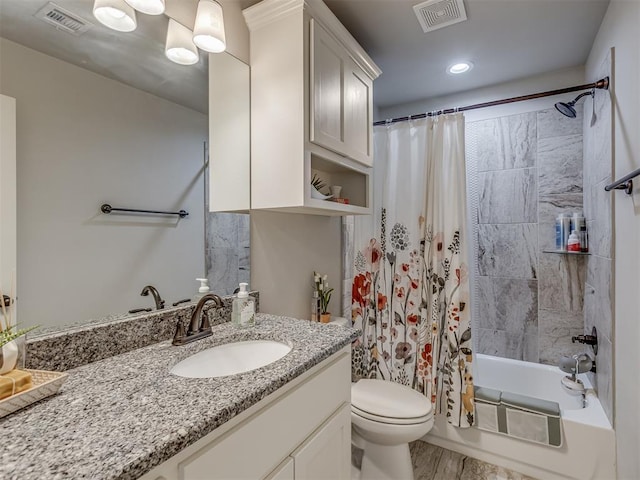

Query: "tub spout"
left=559, top=353, right=594, bottom=376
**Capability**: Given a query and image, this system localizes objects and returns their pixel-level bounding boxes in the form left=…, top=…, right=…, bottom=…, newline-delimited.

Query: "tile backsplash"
left=26, top=293, right=258, bottom=372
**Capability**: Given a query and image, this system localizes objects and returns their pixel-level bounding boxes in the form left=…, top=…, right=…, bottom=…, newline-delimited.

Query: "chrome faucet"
left=141, top=285, right=165, bottom=310
left=172, top=293, right=223, bottom=346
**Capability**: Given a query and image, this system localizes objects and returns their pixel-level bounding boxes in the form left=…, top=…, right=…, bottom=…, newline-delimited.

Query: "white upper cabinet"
left=310, top=20, right=373, bottom=167
left=243, top=0, right=381, bottom=216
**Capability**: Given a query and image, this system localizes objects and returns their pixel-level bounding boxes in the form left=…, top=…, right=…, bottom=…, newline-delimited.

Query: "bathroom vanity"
left=0, top=315, right=356, bottom=480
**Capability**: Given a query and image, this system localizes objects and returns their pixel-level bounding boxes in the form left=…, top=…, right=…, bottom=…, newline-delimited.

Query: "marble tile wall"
left=469, top=106, right=587, bottom=364
left=582, top=50, right=613, bottom=424
left=205, top=212, right=251, bottom=295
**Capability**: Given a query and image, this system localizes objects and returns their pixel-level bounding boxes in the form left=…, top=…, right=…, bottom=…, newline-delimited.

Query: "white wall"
left=251, top=211, right=341, bottom=320
left=587, top=1, right=640, bottom=478
left=0, top=38, right=208, bottom=328
left=378, top=66, right=585, bottom=123
left=0, top=95, right=17, bottom=327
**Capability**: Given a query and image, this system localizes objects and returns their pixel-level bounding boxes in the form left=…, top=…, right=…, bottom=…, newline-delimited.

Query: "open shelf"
left=307, top=152, right=371, bottom=215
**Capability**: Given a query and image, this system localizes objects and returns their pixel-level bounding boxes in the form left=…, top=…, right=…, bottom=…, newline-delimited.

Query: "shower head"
left=554, top=89, right=595, bottom=118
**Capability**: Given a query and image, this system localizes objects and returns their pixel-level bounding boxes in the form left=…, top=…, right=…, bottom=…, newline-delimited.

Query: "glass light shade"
left=165, top=19, right=199, bottom=66
left=93, top=0, right=136, bottom=32
left=124, top=0, right=165, bottom=15
left=193, top=0, right=226, bottom=53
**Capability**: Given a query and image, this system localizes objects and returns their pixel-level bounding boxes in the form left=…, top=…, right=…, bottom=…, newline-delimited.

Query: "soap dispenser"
left=232, top=283, right=255, bottom=328
left=193, top=278, right=210, bottom=301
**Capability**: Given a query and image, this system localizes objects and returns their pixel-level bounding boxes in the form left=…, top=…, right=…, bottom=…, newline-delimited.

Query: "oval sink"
left=170, top=340, right=292, bottom=378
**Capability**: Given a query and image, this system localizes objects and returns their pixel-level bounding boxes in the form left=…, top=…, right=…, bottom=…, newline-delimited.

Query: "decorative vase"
left=0, top=340, right=19, bottom=375
left=320, top=313, right=331, bottom=323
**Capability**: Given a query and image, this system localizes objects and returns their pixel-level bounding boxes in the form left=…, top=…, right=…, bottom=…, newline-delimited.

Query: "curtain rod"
left=373, top=77, right=609, bottom=126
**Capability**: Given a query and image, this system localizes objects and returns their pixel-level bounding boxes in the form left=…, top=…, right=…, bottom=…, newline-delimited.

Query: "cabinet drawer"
left=179, top=351, right=350, bottom=479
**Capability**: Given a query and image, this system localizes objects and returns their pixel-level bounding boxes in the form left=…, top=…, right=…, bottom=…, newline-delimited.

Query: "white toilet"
left=351, top=379, right=434, bottom=480
left=326, top=318, right=433, bottom=479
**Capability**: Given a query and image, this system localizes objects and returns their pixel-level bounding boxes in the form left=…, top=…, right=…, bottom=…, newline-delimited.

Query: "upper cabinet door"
left=310, top=20, right=345, bottom=155
left=344, top=61, right=373, bottom=166
left=310, top=20, right=373, bottom=167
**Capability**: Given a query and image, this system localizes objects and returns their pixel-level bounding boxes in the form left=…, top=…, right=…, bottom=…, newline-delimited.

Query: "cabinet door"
left=310, top=19, right=345, bottom=155
left=344, top=62, right=373, bottom=167
left=292, top=404, right=351, bottom=480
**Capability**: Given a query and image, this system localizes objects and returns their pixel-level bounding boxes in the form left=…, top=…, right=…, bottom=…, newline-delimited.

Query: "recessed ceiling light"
left=447, top=61, right=473, bottom=75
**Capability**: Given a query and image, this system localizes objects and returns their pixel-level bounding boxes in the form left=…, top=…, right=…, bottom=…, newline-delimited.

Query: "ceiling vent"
left=413, top=0, right=467, bottom=33
left=34, top=2, right=93, bottom=36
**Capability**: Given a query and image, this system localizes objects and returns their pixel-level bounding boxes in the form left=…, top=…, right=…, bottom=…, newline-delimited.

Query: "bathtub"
left=424, top=354, right=616, bottom=480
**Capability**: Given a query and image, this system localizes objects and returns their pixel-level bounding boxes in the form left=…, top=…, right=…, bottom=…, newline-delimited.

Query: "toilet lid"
left=351, top=379, right=432, bottom=420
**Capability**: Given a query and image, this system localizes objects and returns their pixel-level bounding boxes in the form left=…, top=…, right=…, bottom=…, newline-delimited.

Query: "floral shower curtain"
left=351, top=113, right=474, bottom=427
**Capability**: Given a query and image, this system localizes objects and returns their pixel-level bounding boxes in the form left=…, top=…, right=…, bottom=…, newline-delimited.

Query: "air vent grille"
left=413, top=0, right=467, bottom=33
left=34, top=2, right=93, bottom=36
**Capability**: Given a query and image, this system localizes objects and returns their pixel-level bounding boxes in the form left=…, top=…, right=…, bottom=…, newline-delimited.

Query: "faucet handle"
left=200, top=313, right=211, bottom=331
left=172, top=320, right=187, bottom=345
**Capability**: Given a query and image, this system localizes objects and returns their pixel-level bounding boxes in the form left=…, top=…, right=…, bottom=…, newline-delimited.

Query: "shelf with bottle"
left=542, top=250, right=591, bottom=255
left=555, top=211, right=589, bottom=254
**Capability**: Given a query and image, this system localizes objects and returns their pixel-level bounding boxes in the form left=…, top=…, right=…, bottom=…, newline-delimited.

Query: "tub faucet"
left=571, top=326, right=598, bottom=354
left=172, top=293, right=223, bottom=346
left=141, top=285, right=165, bottom=310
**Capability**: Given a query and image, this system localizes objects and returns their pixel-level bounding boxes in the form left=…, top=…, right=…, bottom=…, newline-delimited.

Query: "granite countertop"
left=0, top=314, right=358, bottom=480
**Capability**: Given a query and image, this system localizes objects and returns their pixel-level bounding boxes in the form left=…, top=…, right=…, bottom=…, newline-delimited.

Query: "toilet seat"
left=351, top=404, right=432, bottom=425
left=351, top=379, right=432, bottom=425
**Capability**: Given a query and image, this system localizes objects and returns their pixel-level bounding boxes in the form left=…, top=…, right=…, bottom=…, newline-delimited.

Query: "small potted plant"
left=310, top=174, right=332, bottom=200
left=314, top=272, right=333, bottom=323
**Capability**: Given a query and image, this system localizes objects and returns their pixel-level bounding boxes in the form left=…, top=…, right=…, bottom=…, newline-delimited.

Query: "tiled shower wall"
left=468, top=106, right=587, bottom=365
left=583, top=50, right=613, bottom=423
left=205, top=213, right=250, bottom=295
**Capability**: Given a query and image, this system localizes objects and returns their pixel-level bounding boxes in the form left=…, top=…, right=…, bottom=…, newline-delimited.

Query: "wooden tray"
left=0, top=369, right=68, bottom=418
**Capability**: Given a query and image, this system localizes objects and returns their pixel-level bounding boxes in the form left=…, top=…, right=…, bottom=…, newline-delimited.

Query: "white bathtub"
left=424, top=354, right=616, bottom=480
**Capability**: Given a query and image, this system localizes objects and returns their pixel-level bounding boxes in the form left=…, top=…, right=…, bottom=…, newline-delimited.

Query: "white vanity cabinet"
left=243, top=0, right=381, bottom=216
left=139, top=347, right=351, bottom=480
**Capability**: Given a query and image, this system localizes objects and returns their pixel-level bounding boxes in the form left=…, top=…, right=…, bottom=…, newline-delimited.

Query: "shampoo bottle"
left=232, top=282, right=255, bottom=328
left=567, top=230, right=581, bottom=252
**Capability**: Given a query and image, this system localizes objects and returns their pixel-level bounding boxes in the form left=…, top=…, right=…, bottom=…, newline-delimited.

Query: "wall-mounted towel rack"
left=101, top=204, right=189, bottom=218
left=604, top=167, right=640, bottom=195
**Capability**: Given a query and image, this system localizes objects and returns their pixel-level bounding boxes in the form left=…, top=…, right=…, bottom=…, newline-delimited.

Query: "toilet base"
left=360, top=441, right=414, bottom=480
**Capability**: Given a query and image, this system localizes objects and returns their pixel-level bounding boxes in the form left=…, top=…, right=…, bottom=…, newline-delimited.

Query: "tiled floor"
left=352, top=441, right=537, bottom=480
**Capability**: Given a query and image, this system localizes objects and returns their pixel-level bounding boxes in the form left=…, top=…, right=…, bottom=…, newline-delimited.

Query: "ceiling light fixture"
left=193, top=0, right=226, bottom=53
left=447, top=61, right=473, bottom=75
left=124, top=0, right=165, bottom=15
left=93, top=0, right=136, bottom=32
left=165, top=19, right=199, bottom=66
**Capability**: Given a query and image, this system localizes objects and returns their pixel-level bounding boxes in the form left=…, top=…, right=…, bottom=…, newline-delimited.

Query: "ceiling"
left=322, top=0, right=610, bottom=109
left=0, top=0, right=208, bottom=113
left=0, top=0, right=610, bottom=113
